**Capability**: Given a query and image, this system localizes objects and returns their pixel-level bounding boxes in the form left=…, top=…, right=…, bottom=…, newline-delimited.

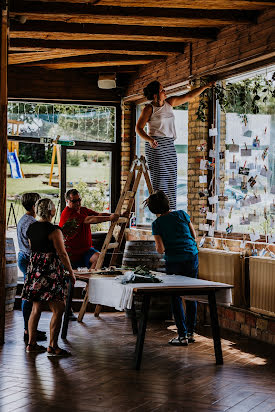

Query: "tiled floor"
left=0, top=310, right=274, bottom=412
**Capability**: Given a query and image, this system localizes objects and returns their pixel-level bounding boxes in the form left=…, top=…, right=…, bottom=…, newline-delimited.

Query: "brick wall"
left=187, top=80, right=209, bottom=233
left=120, top=101, right=132, bottom=195
left=197, top=303, right=275, bottom=345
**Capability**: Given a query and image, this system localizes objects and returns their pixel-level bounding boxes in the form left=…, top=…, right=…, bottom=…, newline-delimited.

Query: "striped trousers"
left=145, top=136, right=177, bottom=210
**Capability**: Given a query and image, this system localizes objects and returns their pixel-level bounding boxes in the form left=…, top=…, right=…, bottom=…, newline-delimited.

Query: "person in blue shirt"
left=145, top=190, right=198, bottom=346
left=17, top=192, right=47, bottom=343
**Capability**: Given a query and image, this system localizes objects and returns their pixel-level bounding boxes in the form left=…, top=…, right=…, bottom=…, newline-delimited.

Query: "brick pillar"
left=187, top=81, right=209, bottom=233
left=121, top=102, right=132, bottom=192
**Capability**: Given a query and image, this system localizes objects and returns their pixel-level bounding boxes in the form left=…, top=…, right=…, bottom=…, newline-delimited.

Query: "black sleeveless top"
left=27, top=221, right=61, bottom=253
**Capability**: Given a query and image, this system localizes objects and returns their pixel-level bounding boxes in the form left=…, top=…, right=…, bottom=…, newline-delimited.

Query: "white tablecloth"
left=88, top=274, right=232, bottom=311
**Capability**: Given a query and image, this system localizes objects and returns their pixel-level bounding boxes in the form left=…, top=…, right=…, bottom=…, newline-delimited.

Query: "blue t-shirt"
left=152, top=210, right=198, bottom=263
left=17, top=214, right=36, bottom=257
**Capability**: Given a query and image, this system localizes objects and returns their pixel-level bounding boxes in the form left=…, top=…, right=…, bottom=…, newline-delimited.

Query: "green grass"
left=6, top=160, right=110, bottom=226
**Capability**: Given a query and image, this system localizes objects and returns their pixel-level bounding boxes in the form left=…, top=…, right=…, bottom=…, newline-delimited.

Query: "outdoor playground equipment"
left=7, top=119, right=24, bottom=178
left=48, top=136, right=75, bottom=186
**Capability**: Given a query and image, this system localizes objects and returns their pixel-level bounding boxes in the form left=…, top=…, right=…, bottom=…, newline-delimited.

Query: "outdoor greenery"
left=75, top=181, right=109, bottom=231
left=196, top=73, right=275, bottom=122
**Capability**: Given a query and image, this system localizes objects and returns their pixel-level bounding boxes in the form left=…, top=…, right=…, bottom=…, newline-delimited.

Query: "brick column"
left=187, top=81, right=209, bottom=233
left=121, top=102, right=132, bottom=192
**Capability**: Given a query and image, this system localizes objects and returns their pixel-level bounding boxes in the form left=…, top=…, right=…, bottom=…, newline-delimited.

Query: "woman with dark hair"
left=145, top=190, right=198, bottom=346
left=22, top=198, right=76, bottom=356
left=136, top=80, right=214, bottom=209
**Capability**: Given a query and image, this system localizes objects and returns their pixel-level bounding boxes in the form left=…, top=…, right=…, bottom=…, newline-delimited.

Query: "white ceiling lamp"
left=98, top=73, right=116, bottom=89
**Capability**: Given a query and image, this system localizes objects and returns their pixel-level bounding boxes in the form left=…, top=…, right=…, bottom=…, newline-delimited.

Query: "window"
left=216, top=67, right=275, bottom=238
left=8, top=101, right=116, bottom=143
left=135, top=104, right=188, bottom=225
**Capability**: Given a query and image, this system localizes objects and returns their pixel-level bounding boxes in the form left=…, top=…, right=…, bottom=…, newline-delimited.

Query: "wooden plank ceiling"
left=8, top=0, right=275, bottom=87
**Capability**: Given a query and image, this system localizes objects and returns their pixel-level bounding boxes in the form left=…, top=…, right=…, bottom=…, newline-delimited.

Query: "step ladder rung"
left=126, top=191, right=135, bottom=198
left=107, top=242, right=119, bottom=249
left=118, top=217, right=128, bottom=223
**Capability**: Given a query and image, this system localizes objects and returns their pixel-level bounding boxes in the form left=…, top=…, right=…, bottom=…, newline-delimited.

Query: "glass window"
left=8, top=101, right=116, bottom=143
left=216, top=67, right=275, bottom=236
left=135, top=104, right=188, bottom=225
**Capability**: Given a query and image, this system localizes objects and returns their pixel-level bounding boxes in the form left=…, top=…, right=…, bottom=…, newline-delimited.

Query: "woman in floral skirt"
left=22, top=198, right=76, bottom=356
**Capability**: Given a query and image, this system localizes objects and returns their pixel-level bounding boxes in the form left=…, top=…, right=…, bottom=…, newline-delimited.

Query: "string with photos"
left=208, top=86, right=217, bottom=248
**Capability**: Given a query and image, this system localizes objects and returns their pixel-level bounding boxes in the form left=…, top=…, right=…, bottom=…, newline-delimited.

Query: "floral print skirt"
left=21, top=252, right=68, bottom=302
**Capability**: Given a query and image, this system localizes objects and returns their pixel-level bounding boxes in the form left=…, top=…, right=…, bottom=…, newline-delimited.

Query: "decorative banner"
left=208, top=195, right=218, bottom=205
left=199, top=175, right=207, bottom=184
left=209, top=127, right=218, bottom=137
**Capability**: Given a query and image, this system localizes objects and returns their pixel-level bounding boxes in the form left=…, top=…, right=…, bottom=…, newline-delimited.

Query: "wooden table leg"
left=208, top=291, right=223, bottom=365
left=131, top=299, right=138, bottom=335
left=134, top=294, right=150, bottom=370
left=78, top=286, right=89, bottom=322
left=61, top=278, right=73, bottom=339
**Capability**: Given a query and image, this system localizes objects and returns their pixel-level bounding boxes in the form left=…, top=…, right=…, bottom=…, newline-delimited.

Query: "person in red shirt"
left=59, top=189, right=119, bottom=269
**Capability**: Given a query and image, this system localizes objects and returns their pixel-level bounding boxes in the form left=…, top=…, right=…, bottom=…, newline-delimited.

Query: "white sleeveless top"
left=147, top=101, right=177, bottom=140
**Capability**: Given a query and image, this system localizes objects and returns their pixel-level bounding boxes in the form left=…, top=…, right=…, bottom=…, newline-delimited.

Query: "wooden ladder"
left=77, top=155, right=153, bottom=322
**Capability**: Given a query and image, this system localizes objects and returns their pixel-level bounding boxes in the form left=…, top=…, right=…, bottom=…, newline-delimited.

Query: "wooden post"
left=0, top=3, right=8, bottom=345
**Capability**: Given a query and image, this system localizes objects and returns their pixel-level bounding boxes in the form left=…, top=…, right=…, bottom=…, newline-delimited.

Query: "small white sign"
left=199, top=175, right=207, bottom=184
left=250, top=232, right=260, bottom=242
left=206, top=212, right=217, bottom=221
left=208, top=226, right=215, bottom=237
left=241, top=148, right=252, bottom=157
left=200, top=159, right=207, bottom=170
left=260, top=168, right=272, bottom=178
left=209, top=149, right=216, bottom=158
left=199, top=223, right=209, bottom=231
left=208, top=195, right=218, bottom=205
left=209, top=128, right=218, bottom=137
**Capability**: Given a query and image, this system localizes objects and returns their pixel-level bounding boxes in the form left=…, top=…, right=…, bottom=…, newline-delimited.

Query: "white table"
left=62, top=274, right=233, bottom=370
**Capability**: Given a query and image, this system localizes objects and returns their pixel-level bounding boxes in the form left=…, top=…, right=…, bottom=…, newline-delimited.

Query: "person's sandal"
left=24, top=330, right=47, bottom=343
left=169, top=336, right=188, bottom=346
left=47, top=346, right=71, bottom=357
left=187, top=333, right=196, bottom=343
left=26, top=343, right=47, bottom=353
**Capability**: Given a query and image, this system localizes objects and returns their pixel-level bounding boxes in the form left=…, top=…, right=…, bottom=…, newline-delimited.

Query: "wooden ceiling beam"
left=10, top=21, right=218, bottom=42
left=24, top=60, right=159, bottom=70
left=9, top=50, right=107, bottom=64
left=9, top=39, right=184, bottom=54
left=10, top=4, right=257, bottom=27
left=23, top=0, right=275, bottom=10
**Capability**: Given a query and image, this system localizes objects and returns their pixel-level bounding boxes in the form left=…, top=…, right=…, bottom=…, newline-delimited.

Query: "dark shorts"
left=71, top=247, right=100, bottom=269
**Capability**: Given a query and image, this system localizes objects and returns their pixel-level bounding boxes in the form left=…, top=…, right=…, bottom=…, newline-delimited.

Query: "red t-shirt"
left=59, top=206, right=99, bottom=262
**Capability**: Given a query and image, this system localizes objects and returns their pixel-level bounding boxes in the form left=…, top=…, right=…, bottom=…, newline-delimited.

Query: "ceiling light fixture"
left=98, top=73, right=116, bottom=89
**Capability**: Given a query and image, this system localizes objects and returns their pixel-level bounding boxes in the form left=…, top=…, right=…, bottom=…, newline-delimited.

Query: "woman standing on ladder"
left=136, top=80, right=215, bottom=209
